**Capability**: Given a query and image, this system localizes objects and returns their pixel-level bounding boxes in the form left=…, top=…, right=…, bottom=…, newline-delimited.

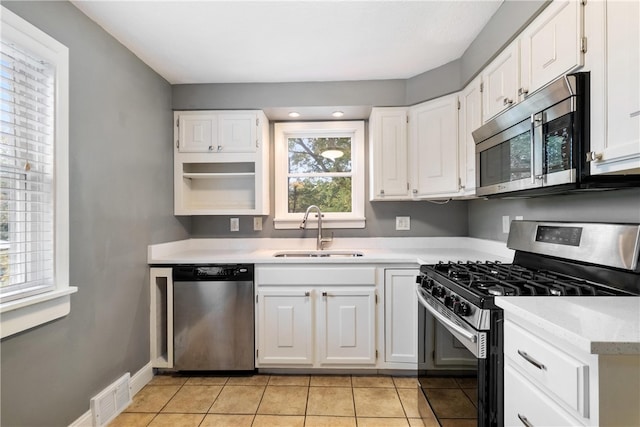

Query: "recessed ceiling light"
left=288, top=112, right=300, bottom=118
left=332, top=111, right=344, bottom=118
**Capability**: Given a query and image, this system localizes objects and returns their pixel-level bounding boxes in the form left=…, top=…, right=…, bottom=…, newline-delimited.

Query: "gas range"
left=417, top=221, right=640, bottom=427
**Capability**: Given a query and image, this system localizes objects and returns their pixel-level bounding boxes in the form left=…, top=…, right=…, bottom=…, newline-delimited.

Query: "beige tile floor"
left=108, top=374, right=447, bottom=427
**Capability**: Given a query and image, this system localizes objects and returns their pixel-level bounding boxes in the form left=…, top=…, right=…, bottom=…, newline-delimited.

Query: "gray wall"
left=468, top=188, right=640, bottom=242
left=176, top=0, right=549, bottom=239
left=0, top=2, right=189, bottom=426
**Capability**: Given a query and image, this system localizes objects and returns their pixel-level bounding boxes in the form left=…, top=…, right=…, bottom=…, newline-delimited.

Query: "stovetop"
left=423, top=261, right=636, bottom=298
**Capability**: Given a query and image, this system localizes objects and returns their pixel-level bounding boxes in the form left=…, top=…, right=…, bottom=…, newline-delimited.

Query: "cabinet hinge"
left=480, top=82, right=484, bottom=93
left=176, top=118, right=179, bottom=127
left=256, top=118, right=259, bottom=126
left=176, top=140, right=179, bottom=149
left=406, top=116, right=409, bottom=124
left=375, top=294, right=378, bottom=304
left=581, top=37, right=588, bottom=54
left=406, top=182, right=409, bottom=191
left=256, top=295, right=258, bottom=303
left=257, top=349, right=259, bottom=358
left=375, top=350, right=378, bottom=360
left=457, top=100, right=461, bottom=110
left=581, top=0, right=587, bottom=5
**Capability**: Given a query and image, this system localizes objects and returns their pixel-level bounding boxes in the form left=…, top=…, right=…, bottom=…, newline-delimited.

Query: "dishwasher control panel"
left=173, top=264, right=254, bottom=281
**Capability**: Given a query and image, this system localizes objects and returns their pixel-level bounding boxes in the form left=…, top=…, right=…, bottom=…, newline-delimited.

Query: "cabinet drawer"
left=505, top=364, right=584, bottom=426
left=504, top=320, right=589, bottom=417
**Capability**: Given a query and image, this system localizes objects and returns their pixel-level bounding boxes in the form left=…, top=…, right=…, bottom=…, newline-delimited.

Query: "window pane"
left=288, top=177, right=352, bottom=213
left=288, top=137, right=352, bottom=173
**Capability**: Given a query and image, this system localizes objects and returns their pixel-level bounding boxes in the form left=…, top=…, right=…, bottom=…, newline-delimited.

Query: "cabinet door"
left=505, top=364, right=584, bottom=427
left=482, top=42, right=520, bottom=122
left=178, top=114, right=217, bottom=152
left=318, top=288, right=376, bottom=365
left=520, top=0, right=584, bottom=97
left=257, top=289, right=313, bottom=365
left=458, top=78, right=482, bottom=196
left=384, top=269, right=419, bottom=364
left=409, top=95, right=459, bottom=197
left=369, top=108, right=410, bottom=200
left=590, top=0, right=640, bottom=175
left=218, top=113, right=258, bottom=153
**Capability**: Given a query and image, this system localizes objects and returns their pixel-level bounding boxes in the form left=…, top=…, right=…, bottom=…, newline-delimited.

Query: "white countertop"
left=147, top=237, right=515, bottom=265
left=496, top=297, right=640, bottom=355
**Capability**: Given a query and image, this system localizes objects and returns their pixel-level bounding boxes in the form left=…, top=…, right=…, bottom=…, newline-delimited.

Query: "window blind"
left=0, top=38, right=55, bottom=302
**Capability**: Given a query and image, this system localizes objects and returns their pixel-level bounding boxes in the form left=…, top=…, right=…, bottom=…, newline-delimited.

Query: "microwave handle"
left=531, top=113, right=544, bottom=184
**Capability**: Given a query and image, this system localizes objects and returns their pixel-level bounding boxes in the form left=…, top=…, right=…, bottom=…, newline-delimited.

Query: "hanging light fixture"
left=320, top=138, right=344, bottom=160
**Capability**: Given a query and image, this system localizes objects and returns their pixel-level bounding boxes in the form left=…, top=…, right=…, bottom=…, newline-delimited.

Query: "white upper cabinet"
left=409, top=94, right=460, bottom=198
left=177, top=114, right=217, bottom=152
left=369, top=107, right=410, bottom=200
left=177, top=110, right=261, bottom=153
left=458, top=76, right=482, bottom=197
left=587, top=0, right=640, bottom=174
left=482, top=0, right=585, bottom=123
left=173, top=110, right=269, bottom=215
left=482, top=42, right=520, bottom=122
left=520, top=0, right=584, bottom=97
left=218, top=112, right=259, bottom=153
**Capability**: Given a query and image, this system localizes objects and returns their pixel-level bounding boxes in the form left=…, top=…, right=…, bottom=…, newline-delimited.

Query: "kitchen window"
left=274, top=121, right=365, bottom=229
left=0, top=6, right=75, bottom=338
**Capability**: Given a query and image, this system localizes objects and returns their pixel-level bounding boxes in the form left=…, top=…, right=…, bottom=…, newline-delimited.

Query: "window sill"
left=0, top=286, right=78, bottom=339
left=274, top=217, right=366, bottom=230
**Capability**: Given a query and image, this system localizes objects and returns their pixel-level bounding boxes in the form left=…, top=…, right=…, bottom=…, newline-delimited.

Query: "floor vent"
left=90, top=373, right=131, bottom=427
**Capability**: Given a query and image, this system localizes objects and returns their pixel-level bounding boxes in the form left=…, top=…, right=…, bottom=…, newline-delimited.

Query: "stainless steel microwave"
left=473, top=72, right=639, bottom=197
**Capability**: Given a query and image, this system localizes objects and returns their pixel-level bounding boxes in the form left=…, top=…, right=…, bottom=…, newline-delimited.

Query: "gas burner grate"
left=429, top=260, right=629, bottom=297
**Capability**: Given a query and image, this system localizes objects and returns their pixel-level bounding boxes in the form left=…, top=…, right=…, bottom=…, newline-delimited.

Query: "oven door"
left=415, top=286, right=486, bottom=359
left=475, top=119, right=539, bottom=197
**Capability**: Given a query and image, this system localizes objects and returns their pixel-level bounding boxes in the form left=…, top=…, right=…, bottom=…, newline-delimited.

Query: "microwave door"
left=475, top=120, right=542, bottom=196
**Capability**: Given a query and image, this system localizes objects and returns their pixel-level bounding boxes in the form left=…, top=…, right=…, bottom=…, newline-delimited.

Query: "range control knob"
left=454, top=302, right=471, bottom=316
left=431, top=286, right=445, bottom=298
left=444, top=295, right=454, bottom=308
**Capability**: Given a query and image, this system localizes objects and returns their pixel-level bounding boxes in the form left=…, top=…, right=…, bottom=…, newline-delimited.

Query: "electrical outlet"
left=502, top=215, right=510, bottom=234
left=230, top=217, right=239, bottom=232
left=253, top=217, right=262, bottom=231
left=396, top=216, right=410, bottom=231
left=515, top=215, right=524, bottom=221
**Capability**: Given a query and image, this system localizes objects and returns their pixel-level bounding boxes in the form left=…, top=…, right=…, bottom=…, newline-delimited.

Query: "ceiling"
left=71, top=0, right=503, bottom=85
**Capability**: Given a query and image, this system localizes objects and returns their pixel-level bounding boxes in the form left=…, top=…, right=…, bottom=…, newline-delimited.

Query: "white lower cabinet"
left=384, top=269, right=419, bottom=365
left=255, top=265, right=377, bottom=368
left=503, top=315, right=640, bottom=426
left=505, top=364, right=583, bottom=427
left=257, top=288, right=314, bottom=365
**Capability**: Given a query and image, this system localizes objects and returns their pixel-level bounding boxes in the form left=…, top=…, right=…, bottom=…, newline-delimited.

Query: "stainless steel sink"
left=273, top=250, right=364, bottom=258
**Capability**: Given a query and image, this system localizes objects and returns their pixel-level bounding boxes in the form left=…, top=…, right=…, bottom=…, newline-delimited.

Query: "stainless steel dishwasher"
left=172, top=264, right=254, bottom=371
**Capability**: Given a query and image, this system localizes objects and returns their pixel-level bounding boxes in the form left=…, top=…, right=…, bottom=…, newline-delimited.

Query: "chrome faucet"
left=299, top=205, right=333, bottom=250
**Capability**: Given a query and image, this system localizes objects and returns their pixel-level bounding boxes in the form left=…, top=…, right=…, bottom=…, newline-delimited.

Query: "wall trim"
left=68, top=362, right=154, bottom=427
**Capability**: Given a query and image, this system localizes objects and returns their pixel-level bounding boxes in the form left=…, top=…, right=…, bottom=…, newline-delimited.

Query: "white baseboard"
left=68, top=361, right=154, bottom=427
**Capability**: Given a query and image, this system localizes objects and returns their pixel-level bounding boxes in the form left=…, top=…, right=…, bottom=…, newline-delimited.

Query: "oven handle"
left=415, top=286, right=476, bottom=343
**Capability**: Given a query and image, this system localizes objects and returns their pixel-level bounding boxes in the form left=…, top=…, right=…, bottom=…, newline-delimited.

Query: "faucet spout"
left=299, top=205, right=332, bottom=250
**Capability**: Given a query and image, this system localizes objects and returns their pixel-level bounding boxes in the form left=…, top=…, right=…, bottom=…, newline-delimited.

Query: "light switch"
left=396, top=216, right=411, bottom=231
left=253, top=217, right=262, bottom=231
left=230, top=217, right=239, bottom=232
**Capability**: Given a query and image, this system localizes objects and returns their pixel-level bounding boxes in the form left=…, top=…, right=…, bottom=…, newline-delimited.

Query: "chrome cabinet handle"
left=586, top=151, right=603, bottom=162
left=217, top=145, right=223, bottom=151
left=322, top=291, right=328, bottom=297
left=518, top=413, right=534, bottom=427
left=304, top=291, right=310, bottom=297
left=208, top=145, right=213, bottom=151
left=503, top=97, right=514, bottom=106
left=518, top=87, right=529, bottom=97
left=517, top=349, right=546, bottom=370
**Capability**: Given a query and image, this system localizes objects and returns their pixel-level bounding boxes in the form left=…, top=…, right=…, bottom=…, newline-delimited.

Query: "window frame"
left=274, top=121, right=366, bottom=229
left=0, top=6, right=75, bottom=339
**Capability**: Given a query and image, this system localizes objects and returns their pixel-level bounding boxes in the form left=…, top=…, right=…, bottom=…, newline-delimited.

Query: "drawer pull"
left=517, top=349, right=546, bottom=370
left=518, top=413, right=534, bottom=427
